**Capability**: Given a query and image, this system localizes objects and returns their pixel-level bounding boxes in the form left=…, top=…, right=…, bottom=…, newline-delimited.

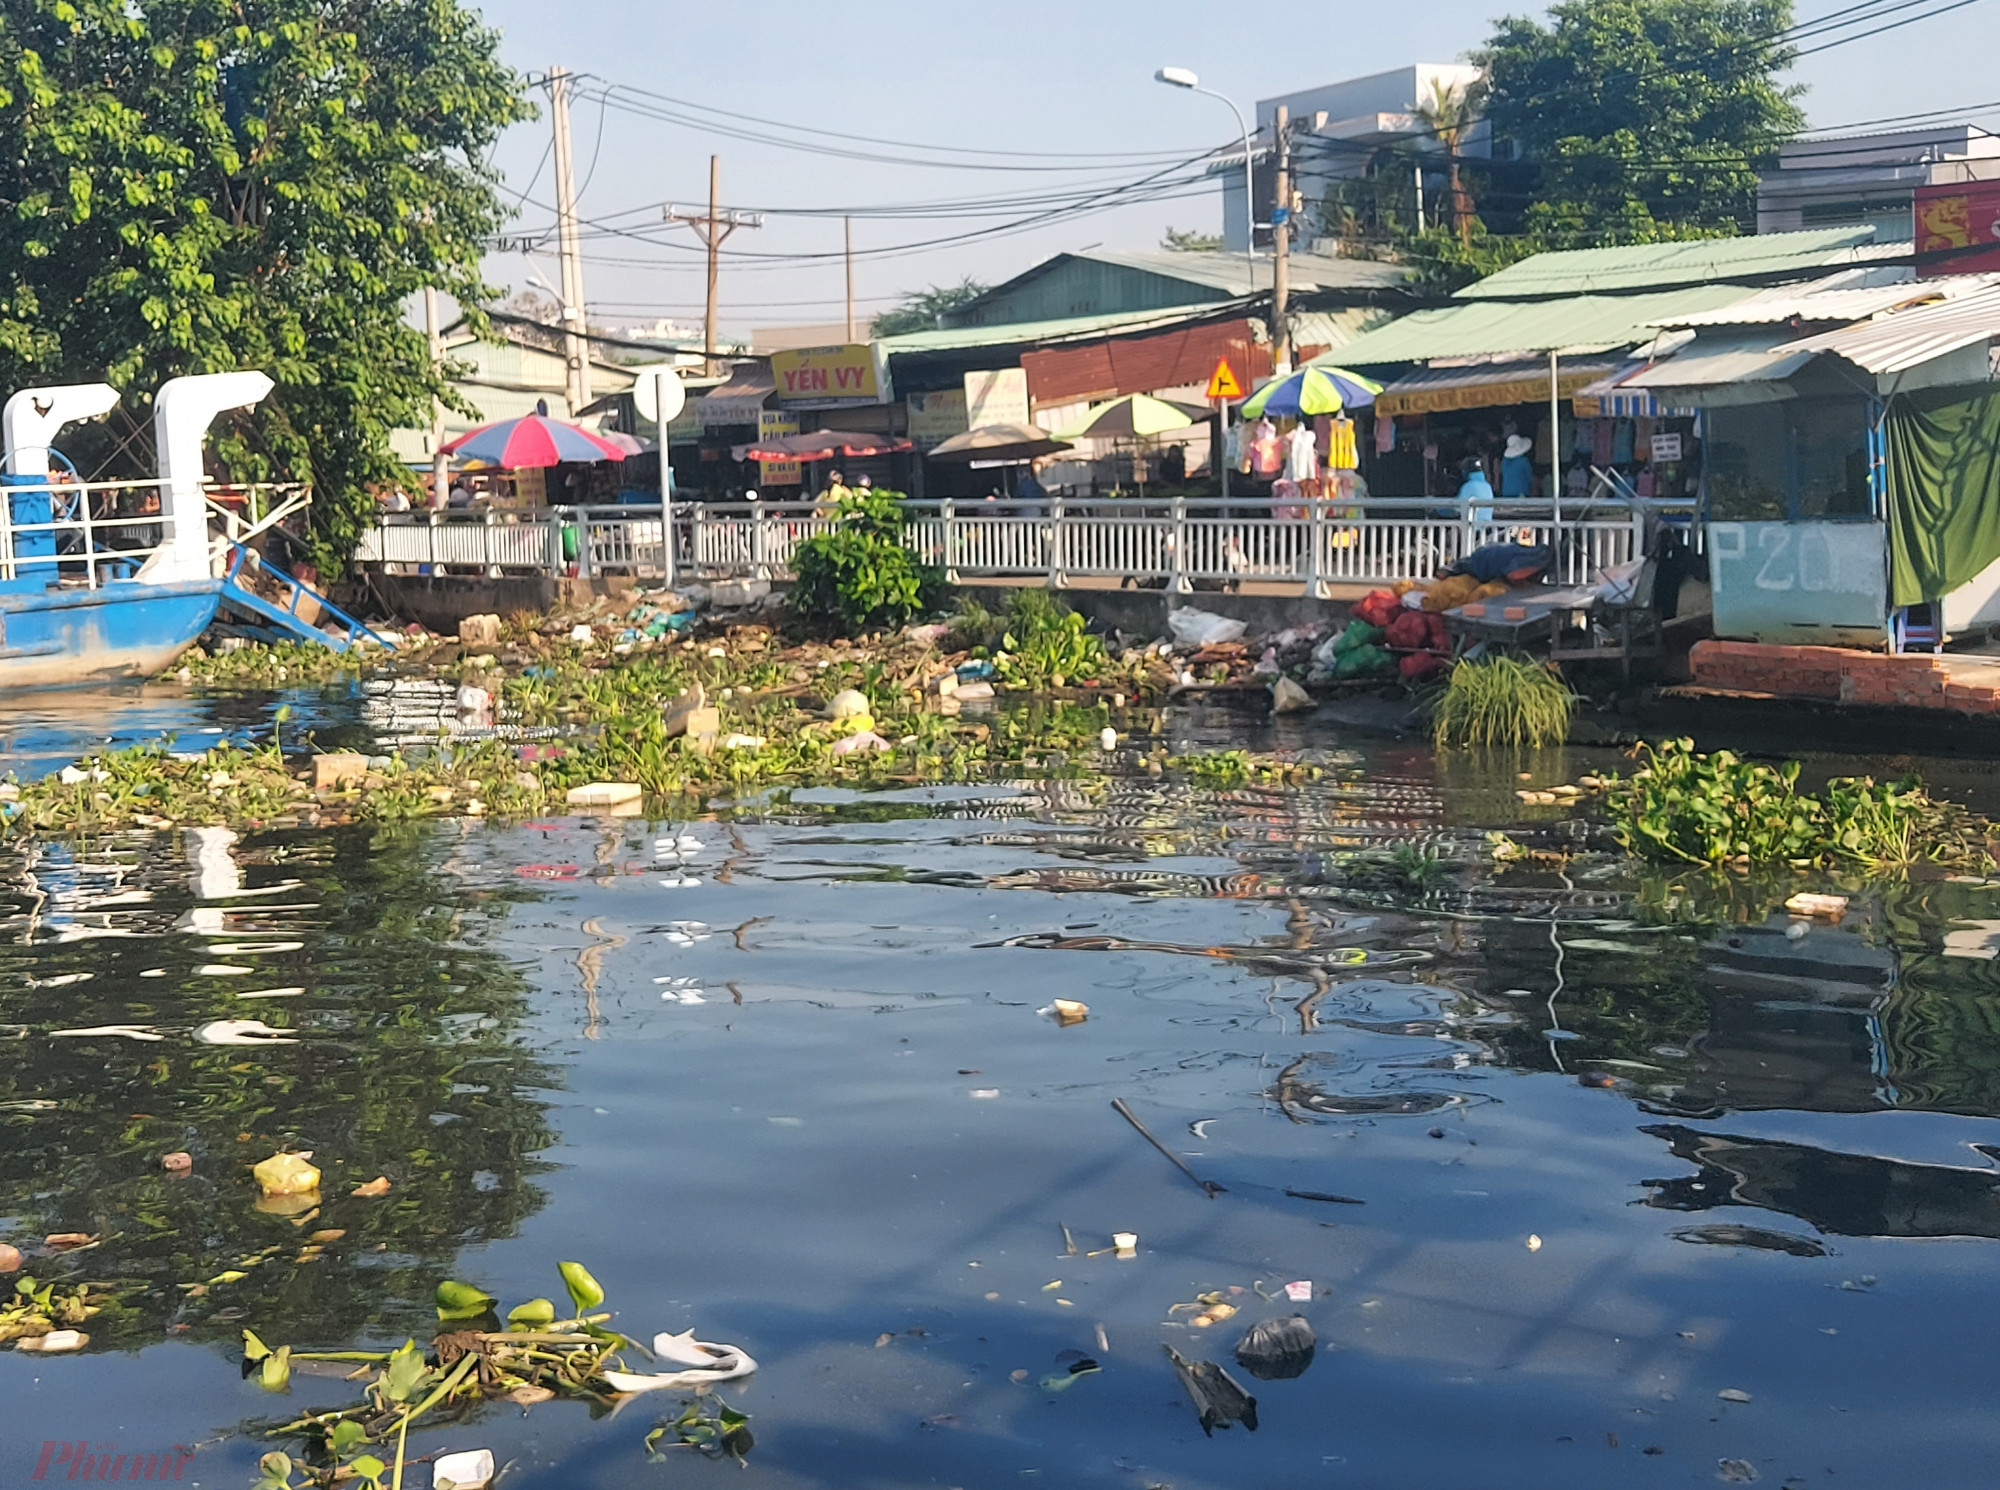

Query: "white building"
left=1213, top=64, right=1489, bottom=252
left=1757, top=125, right=2000, bottom=239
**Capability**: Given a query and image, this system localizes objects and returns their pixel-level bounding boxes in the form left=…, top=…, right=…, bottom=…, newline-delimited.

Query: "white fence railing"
left=355, top=498, right=1693, bottom=597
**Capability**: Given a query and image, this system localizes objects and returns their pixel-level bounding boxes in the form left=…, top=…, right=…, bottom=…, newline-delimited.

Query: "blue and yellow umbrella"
left=1239, top=365, right=1383, bottom=419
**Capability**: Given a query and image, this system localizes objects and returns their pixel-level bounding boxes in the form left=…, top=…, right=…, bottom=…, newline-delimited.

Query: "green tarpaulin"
left=1887, top=384, right=2000, bottom=608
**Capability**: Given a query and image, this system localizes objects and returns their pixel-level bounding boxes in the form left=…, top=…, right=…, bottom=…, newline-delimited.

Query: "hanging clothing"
left=1591, top=419, right=1615, bottom=466
left=1326, top=416, right=1358, bottom=471
left=1284, top=424, right=1319, bottom=483
left=1271, top=477, right=1306, bottom=522
left=1374, top=413, right=1395, bottom=456
left=1573, top=419, right=1596, bottom=456
left=1249, top=418, right=1283, bottom=477
left=1611, top=419, right=1636, bottom=464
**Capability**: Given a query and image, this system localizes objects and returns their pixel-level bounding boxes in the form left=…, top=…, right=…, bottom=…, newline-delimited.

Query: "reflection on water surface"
left=5, top=699, right=2000, bottom=1485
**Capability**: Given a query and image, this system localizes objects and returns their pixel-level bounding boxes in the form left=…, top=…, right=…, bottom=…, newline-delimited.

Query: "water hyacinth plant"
left=1606, top=738, right=1995, bottom=869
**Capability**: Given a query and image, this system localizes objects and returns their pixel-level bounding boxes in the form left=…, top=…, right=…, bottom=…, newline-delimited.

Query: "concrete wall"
left=956, top=583, right=1347, bottom=640
left=358, top=573, right=640, bottom=634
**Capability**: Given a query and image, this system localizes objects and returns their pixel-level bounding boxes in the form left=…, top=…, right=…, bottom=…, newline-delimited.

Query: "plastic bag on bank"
left=1167, top=608, right=1248, bottom=648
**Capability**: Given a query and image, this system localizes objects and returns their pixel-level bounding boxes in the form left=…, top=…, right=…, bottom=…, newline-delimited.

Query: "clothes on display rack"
left=1249, top=418, right=1282, bottom=477
left=1374, top=414, right=1395, bottom=455
left=1284, top=423, right=1318, bottom=483
left=1326, top=416, right=1358, bottom=471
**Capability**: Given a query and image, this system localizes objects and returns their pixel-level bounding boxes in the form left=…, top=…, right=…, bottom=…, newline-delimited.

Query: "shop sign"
left=1648, top=432, right=1683, bottom=461
left=772, top=344, right=880, bottom=406
left=965, top=368, right=1029, bottom=427
left=757, top=410, right=801, bottom=486
left=907, top=389, right=968, bottom=450
left=1915, top=180, right=2000, bottom=278
left=1709, top=520, right=1887, bottom=646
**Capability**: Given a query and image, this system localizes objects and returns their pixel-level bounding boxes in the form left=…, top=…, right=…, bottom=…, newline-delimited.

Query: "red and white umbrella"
left=442, top=413, right=628, bottom=468
left=739, top=430, right=913, bottom=462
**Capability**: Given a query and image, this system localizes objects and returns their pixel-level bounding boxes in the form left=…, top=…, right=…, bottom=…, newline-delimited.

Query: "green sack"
left=1331, top=620, right=1384, bottom=656
left=1334, top=643, right=1394, bottom=679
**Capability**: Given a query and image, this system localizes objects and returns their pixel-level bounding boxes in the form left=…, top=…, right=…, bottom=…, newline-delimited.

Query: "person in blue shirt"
left=1500, top=433, right=1536, bottom=498
left=1457, top=459, right=1495, bottom=525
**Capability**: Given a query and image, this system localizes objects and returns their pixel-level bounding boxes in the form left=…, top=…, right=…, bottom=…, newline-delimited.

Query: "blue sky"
left=467, top=0, right=2000, bottom=335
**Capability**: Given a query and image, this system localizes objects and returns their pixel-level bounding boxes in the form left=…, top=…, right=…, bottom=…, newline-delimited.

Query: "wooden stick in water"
left=1112, top=1098, right=1225, bottom=1198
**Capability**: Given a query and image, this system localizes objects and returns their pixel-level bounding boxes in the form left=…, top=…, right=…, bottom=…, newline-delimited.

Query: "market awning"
left=1373, top=357, right=1624, bottom=417
left=690, top=374, right=777, bottom=428
left=1619, top=331, right=1821, bottom=407
left=1570, top=363, right=1695, bottom=418
left=1322, top=285, right=1760, bottom=368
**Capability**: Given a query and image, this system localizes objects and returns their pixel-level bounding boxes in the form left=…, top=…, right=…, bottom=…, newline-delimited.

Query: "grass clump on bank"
left=1429, top=656, right=1575, bottom=750
left=1607, top=738, right=1995, bottom=870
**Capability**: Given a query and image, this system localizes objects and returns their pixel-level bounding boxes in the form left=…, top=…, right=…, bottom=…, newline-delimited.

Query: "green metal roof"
left=876, top=304, right=1236, bottom=356
left=1318, top=284, right=1760, bottom=367
left=1456, top=227, right=1894, bottom=300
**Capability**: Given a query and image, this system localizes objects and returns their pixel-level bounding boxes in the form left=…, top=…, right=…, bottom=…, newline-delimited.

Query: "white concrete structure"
left=1758, top=125, right=2000, bottom=239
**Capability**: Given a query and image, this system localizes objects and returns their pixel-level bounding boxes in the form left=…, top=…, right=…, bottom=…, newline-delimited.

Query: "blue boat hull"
left=0, top=579, right=221, bottom=688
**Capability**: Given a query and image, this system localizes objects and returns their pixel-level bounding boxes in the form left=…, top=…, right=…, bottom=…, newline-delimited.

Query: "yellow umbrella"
left=1053, top=394, right=1200, bottom=440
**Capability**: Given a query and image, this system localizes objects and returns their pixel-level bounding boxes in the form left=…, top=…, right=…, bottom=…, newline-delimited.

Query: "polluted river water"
left=7, top=685, right=2000, bottom=1486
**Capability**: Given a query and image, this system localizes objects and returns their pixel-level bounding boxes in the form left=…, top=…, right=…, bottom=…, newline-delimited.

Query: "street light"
left=1157, top=67, right=1255, bottom=503
left=1154, top=66, right=1257, bottom=292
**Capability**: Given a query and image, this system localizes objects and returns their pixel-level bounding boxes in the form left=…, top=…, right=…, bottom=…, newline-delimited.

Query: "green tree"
left=0, top=0, right=532, bottom=575
left=870, top=278, right=989, bottom=336
left=1160, top=226, right=1224, bottom=252
left=1475, top=0, right=1806, bottom=243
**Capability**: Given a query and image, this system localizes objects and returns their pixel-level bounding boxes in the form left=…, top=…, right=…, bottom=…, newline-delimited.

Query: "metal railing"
left=355, top=497, right=1693, bottom=596
left=0, top=476, right=316, bottom=587
left=1, top=476, right=175, bottom=586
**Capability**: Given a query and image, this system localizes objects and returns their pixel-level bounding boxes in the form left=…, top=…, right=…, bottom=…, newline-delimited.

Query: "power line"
left=583, top=78, right=1202, bottom=166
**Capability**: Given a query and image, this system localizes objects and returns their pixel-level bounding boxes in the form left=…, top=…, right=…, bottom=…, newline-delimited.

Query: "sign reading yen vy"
left=770, top=344, right=880, bottom=407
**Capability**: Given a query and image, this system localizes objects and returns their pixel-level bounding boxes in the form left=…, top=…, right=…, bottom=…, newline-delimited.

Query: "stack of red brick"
left=1689, top=640, right=2000, bottom=713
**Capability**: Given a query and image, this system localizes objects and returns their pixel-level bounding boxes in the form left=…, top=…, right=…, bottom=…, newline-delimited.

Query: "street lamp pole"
left=1154, top=67, right=1257, bottom=292
left=1157, top=67, right=1256, bottom=502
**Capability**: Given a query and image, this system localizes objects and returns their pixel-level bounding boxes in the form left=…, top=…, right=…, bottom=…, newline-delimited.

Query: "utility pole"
left=844, top=217, right=856, bottom=343
left=424, top=287, right=450, bottom=509
left=1272, top=104, right=1292, bottom=373
left=665, top=156, right=763, bottom=368
left=548, top=67, right=591, bottom=411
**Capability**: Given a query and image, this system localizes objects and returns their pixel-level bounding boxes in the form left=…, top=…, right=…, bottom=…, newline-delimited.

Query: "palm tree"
left=1414, top=78, right=1485, bottom=247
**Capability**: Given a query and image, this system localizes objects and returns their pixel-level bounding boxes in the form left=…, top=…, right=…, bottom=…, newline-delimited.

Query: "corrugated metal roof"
left=1070, top=247, right=1408, bottom=296
left=1621, top=331, right=1819, bottom=390
left=1789, top=283, right=2000, bottom=373
left=877, top=305, right=1231, bottom=356
left=1319, top=285, right=1757, bottom=367
left=1655, top=268, right=2000, bottom=327
left=1456, top=227, right=1898, bottom=300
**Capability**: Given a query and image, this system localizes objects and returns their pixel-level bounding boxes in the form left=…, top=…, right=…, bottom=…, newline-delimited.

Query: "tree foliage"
left=1475, top=0, right=1806, bottom=242
left=1319, top=0, right=1805, bottom=288
left=1160, top=226, right=1224, bottom=252
left=0, top=0, right=531, bottom=574
left=870, top=278, right=989, bottom=337
left=787, top=487, right=942, bottom=636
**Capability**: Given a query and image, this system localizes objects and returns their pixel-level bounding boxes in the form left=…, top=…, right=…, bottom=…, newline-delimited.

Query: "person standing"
left=1500, top=434, right=1535, bottom=499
